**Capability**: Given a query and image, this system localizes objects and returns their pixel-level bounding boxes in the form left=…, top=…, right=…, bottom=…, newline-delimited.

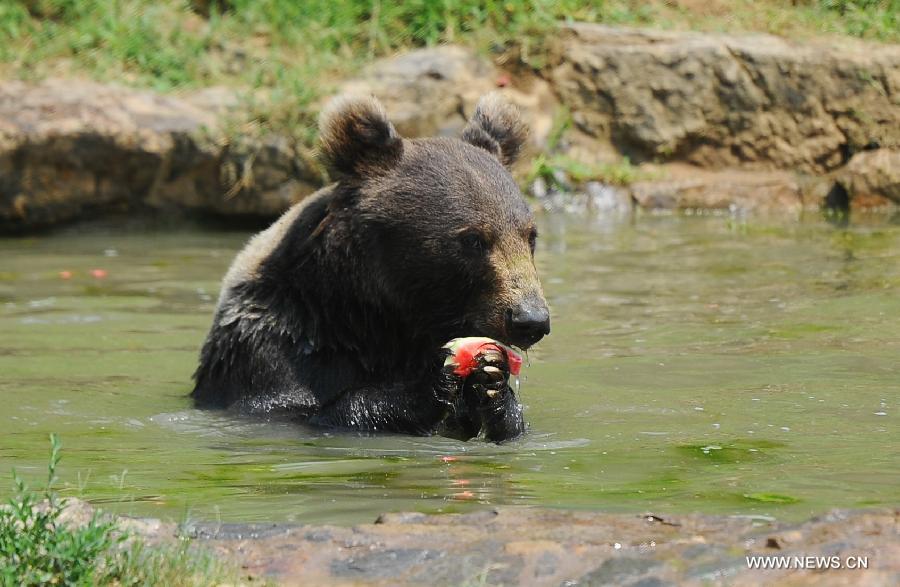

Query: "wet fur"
left=192, top=95, right=543, bottom=441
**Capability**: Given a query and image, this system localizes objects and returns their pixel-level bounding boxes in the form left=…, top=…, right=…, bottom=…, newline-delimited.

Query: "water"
left=1, top=211, right=898, bottom=525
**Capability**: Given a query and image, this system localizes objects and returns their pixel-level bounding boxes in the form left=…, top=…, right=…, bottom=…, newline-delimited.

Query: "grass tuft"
left=0, top=434, right=234, bottom=587
left=529, top=153, right=644, bottom=189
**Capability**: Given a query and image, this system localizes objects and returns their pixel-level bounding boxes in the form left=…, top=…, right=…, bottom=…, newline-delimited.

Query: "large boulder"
left=548, top=24, right=900, bottom=173
left=630, top=165, right=804, bottom=215
left=0, top=80, right=320, bottom=232
left=838, top=149, right=900, bottom=207
left=340, top=46, right=557, bottom=153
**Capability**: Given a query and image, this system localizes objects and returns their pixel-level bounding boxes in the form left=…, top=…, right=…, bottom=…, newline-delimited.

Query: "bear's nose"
left=506, top=303, right=551, bottom=348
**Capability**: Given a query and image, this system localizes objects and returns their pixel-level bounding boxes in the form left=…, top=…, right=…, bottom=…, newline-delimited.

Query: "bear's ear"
left=318, top=95, right=403, bottom=179
left=461, top=93, right=528, bottom=167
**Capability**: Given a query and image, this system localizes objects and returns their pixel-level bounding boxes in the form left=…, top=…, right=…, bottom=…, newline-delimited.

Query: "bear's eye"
left=459, top=230, right=490, bottom=256
left=528, top=228, right=538, bottom=254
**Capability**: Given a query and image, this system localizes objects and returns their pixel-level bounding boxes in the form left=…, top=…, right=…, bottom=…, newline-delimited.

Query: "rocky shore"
left=2, top=24, right=899, bottom=232
left=57, top=498, right=899, bottom=586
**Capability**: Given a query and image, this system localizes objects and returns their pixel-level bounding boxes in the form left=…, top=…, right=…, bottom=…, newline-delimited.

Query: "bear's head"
left=317, top=94, right=550, bottom=352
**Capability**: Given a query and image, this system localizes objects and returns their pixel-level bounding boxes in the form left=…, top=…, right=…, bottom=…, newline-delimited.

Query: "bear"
left=191, top=93, right=550, bottom=442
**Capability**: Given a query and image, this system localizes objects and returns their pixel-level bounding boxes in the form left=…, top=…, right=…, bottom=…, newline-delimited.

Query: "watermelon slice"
left=443, top=337, right=523, bottom=378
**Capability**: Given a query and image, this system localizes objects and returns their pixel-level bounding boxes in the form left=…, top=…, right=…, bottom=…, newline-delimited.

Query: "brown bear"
left=191, top=94, right=550, bottom=441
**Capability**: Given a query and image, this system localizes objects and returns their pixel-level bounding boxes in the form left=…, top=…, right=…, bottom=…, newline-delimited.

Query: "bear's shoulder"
left=219, top=185, right=336, bottom=304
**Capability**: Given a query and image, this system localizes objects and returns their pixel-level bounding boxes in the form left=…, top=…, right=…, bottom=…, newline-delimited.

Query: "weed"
left=0, top=434, right=233, bottom=587
left=529, top=153, right=643, bottom=190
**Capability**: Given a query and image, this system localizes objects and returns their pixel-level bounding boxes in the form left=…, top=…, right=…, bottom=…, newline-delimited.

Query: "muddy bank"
left=2, top=25, right=899, bottom=232
left=56, top=498, right=898, bottom=586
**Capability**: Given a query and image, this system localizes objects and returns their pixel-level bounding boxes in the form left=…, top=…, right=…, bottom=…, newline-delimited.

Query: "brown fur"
left=461, top=92, right=529, bottom=167
left=318, top=95, right=404, bottom=179
left=192, top=94, right=547, bottom=442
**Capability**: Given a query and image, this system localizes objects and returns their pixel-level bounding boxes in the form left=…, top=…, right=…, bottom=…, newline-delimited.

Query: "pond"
left=1, top=210, right=898, bottom=525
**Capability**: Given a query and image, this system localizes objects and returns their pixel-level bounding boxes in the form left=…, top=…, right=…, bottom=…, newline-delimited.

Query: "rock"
left=535, top=182, right=633, bottom=217
left=0, top=80, right=320, bottom=232
left=839, top=149, right=900, bottom=207
left=585, top=181, right=632, bottom=213
left=630, top=165, right=803, bottom=215
left=4, top=28, right=899, bottom=231
left=534, top=180, right=632, bottom=217
left=341, top=46, right=557, bottom=153
left=41, top=499, right=900, bottom=587
left=548, top=24, right=900, bottom=173
left=530, top=176, right=549, bottom=200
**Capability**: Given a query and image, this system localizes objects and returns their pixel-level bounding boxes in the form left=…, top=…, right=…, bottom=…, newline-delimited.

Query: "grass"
left=0, top=434, right=234, bottom=587
left=523, top=106, right=651, bottom=191
left=1, top=0, right=898, bottom=148
left=529, top=153, right=645, bottom=189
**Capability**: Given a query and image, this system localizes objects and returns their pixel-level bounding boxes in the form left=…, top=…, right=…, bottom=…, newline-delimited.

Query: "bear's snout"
left=505, top=299, right=551, bottom=349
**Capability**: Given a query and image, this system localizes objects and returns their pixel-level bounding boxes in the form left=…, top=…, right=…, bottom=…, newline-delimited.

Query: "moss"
left=743, top=492, right=801, bottom=504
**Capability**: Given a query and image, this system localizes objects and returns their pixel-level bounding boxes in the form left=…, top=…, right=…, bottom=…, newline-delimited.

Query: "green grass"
left=529, top=153, right=644, bottom=188
left=526, top=107, right=651, bottom=191
left=1, top=0, right=897, bottom=145
left=0, top=434, right=233, bottom=587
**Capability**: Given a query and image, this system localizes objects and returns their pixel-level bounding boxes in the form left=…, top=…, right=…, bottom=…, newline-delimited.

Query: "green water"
left=1, top=212, right=898, bottom=525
